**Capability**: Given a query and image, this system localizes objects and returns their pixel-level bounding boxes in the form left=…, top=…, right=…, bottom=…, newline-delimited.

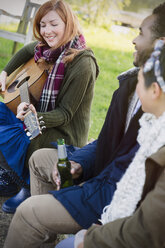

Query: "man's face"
left=132, top=14, right=156, bottom=67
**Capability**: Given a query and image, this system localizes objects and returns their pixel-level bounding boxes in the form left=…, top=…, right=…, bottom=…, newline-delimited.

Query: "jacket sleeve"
left=4, top=41, right=37, bottom=75
left=70, top=140, right=97, bottom=182
left=84, top=168, right=165, bottom=248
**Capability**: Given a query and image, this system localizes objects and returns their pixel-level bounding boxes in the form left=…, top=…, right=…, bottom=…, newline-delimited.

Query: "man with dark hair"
left=61, top=38, right=165, bottom=248
left=4, top=2, right=165, bottom=248
left=152, top=2, right=165, bottom=39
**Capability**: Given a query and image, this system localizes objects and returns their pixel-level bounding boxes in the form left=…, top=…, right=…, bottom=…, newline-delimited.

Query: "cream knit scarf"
left=101, top=111, right=165, bottom=224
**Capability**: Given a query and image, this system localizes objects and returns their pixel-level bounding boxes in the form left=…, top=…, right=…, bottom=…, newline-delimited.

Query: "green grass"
left=83, top=25, right=137, bottom=139
left=0, top=24, right=138, bottom=140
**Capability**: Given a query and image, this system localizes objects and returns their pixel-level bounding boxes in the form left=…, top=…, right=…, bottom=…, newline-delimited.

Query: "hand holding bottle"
left=52, top=160, right=83, bottom=190
left=53, top=138, right=84, bottom=189
left=52, top=163, right=61, bottom=190
left=70, top=161, right=83, bottom=179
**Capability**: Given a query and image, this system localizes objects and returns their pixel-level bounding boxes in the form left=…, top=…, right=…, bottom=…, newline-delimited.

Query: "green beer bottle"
left=57, top=138, right=73, bottom=189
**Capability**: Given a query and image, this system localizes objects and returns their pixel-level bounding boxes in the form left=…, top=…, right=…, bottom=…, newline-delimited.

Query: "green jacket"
left=4, top=42, right=99, bottom=164
left=84, top=146, right=165, bottom=248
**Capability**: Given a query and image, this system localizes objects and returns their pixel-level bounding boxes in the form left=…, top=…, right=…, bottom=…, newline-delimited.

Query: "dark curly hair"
left=152, top=2, right=165, bottom=39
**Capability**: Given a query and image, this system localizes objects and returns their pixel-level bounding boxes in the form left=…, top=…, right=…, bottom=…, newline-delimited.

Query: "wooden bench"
left=0, top=0, right=40, bottom=54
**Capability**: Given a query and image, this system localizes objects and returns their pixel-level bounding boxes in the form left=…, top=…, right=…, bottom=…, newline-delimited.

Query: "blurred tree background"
left=64, top=0, right=164, bottom=27
left=124, top=0, right=164, bottom=12
left=68, top=0, right=131, bottom=24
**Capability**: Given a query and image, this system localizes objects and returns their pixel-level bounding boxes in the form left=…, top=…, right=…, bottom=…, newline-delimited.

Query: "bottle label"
left=58, top=145, right=67, bottom=160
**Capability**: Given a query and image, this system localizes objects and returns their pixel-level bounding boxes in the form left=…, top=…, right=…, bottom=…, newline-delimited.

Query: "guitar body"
left=2, top=58, right=48, bottom=115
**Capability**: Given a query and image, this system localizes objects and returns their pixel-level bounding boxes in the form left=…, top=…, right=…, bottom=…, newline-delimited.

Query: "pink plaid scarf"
left=34, top=35, right=86, bottom=112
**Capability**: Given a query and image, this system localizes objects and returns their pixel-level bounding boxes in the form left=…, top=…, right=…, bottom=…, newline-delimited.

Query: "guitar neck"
left=19, top=81, right=30, bottom=104
left=18, top=80, right=42, bottom=139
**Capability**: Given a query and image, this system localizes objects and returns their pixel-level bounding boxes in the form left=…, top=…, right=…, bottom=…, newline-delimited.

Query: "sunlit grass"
left=0, top=22, right=18, bottom=32
left=0, top=23, right=138, bottom=140
left=83, top=24, right=137, bottom=51
left=82, top=24, right=138, bottom=139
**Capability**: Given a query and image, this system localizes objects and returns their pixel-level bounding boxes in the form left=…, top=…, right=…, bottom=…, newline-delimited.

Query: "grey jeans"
left=4, top=148, right=81, bottom=248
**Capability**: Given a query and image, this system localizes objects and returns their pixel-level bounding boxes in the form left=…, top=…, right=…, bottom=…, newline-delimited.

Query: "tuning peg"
left=26, top=131, right=31, bottom=137
left=41, top=126, right=46, bottom=131
left=39, top=120, right=45, bottom=125
left=38, top=116, right=43, bottom=120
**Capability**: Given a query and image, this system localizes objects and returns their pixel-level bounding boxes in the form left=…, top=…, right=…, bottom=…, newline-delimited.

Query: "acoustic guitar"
left=1, top=58, right=48, bottom=114
left=0, top=58, right=48, bottom=139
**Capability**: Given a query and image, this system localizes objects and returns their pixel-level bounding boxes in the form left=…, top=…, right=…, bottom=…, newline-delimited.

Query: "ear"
left=151, top=82, right=162, bottom=99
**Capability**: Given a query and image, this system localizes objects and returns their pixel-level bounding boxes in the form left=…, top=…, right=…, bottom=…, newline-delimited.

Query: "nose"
left=132, top=35, right=138, bottom=45
left=45, top=24, right=52, bottom=34
left=132, top=38, right=136, bottom=45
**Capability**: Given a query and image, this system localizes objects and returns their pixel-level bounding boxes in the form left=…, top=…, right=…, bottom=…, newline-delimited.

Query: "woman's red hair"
left=33, top=0, right=82, bottom=49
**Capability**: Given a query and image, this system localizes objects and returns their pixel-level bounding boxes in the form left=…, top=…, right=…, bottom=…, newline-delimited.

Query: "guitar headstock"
left=24, top=111, right=45, bottom=140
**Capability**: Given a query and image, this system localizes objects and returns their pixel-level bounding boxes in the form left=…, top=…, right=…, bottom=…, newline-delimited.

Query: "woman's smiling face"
left=40, top=10, right=66, bottom=47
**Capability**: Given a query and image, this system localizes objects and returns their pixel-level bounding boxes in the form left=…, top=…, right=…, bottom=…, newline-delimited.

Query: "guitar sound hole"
left=7, top=80, right=19, bottom=93
left=17, top=76, right=30, bottom=88
left=7, top=76, right=30, bottom=93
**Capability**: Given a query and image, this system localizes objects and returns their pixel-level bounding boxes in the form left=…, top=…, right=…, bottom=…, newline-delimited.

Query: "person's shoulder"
left=117, top=67, right=139, bottom=82
left=25, top=40, right=38, bottom=50
left=75, top=49, right=95, bottom=60
left=71, top=49, right=99, bottom=75
left=149, top=146, right=165, bottom=167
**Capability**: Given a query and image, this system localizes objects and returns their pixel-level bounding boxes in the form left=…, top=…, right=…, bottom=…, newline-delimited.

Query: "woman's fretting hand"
left=0, top=71, right=7, bottom=92
left=16, top=102, right=37, bottom=121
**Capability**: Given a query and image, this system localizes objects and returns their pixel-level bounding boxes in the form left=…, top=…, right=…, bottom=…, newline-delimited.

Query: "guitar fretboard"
left=19, top=81, right=30, bottom=104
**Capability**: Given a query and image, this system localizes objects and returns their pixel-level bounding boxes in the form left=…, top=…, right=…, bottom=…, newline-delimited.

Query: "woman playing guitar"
left=0, top=0, right=99, bottom=213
